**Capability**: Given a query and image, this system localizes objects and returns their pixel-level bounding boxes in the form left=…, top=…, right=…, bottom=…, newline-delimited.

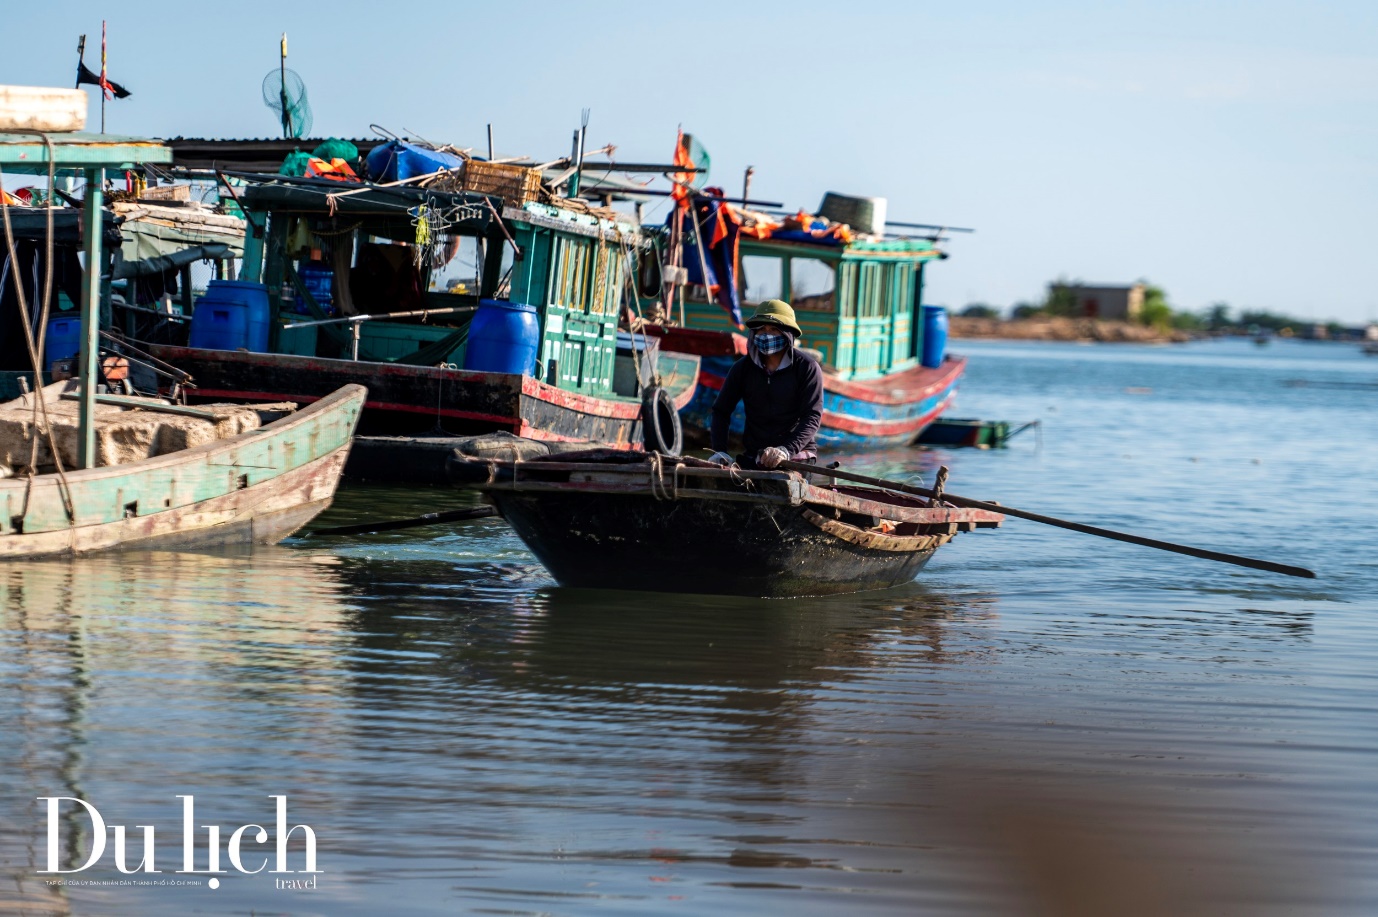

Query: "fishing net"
left=262, top=69, right=313, bottom=139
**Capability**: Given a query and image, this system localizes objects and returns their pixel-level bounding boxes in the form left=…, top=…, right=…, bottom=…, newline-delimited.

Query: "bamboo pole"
left=778, top=460, right=1316, bottom=579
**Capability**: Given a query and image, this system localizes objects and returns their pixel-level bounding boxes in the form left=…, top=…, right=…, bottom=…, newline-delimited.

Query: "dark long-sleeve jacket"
left=710, top=347, right=823, bottom=457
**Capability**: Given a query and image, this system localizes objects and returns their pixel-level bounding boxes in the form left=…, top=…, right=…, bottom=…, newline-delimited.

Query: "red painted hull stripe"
left=693, top=357, right=964, bottom=406
left=820, top=392, right=955, bottom=436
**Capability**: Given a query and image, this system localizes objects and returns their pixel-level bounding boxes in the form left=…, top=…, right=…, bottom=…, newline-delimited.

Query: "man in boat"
left=707, top=299, right=824, bottom=471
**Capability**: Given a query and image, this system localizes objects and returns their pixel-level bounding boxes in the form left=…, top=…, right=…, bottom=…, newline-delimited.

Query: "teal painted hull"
left=0, top=385, right=365, bottom=557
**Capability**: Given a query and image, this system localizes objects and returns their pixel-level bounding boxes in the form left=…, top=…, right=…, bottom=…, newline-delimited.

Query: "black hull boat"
left=449, top=451, right=1002, bottom=597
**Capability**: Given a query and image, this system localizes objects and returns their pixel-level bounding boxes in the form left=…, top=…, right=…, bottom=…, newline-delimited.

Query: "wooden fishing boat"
left=0, top=382, right=364, bottom=556
left=448, top=451, right=1002, bottom=597
left=0, top=115, right=364, bottom=557
left=655, top=323, right=964, bottom=449
left=916, top=417, right=1039, bottom=449
left=145, top=170, right=698, bottom=454
left=640, top=204, right=967, bottom=449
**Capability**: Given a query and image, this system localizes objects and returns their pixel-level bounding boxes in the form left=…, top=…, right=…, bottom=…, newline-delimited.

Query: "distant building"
left=1050, top=283, right=1145, bottom=321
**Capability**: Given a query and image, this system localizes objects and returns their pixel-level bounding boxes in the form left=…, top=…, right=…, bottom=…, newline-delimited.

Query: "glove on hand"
left=758, top=447, right=789, bottom=469
left=707, top=451, right=736, bottom=466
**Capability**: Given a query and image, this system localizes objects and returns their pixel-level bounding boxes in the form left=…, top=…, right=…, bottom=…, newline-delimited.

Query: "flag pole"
left=100, top=21, right=107, bottom=133
left=280, top=33, right=292, bottom=139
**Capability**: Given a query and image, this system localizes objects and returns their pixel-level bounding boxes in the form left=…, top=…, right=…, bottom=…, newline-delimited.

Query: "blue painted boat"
left=649, top=228, right=965, bottom=449
left=660, top=327, right=964, bottom=448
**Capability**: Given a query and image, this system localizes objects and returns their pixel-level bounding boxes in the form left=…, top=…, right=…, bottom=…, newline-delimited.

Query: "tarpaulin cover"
left=672, top=189, right=742, bottom=325
left=365, top=141, right=465, bottom=183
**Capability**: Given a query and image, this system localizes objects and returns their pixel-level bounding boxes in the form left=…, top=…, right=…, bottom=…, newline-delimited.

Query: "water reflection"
left=0, top=550, right=355, bottom=914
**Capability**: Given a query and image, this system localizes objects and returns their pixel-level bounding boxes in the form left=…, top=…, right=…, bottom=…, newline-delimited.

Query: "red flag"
left=670, top=129, right=694, bottom=211
left=100, top=21, right=114, bottom=100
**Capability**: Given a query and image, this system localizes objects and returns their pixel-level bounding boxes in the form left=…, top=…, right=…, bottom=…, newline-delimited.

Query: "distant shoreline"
left=949, top=315, right=1192, bottom=344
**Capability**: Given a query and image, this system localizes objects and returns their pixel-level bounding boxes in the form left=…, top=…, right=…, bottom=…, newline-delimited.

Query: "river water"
left=2, top=338, right=1375, bottom=915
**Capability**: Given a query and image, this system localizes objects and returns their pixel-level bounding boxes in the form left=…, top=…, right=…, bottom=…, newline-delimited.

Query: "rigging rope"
left=0, top=138, right=76, bottom=523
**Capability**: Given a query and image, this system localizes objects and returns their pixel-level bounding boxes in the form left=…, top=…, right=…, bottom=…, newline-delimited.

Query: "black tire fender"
left=641, top=385, right=683, bottom=456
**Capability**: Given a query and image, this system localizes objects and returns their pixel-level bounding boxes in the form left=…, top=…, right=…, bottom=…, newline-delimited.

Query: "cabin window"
left=739, top=254, right=783, bottom=305
left=587, top=241, right=622, bottom=316
left=550, top=237, right=595, bottom=311
left=838, top=263, right=857, bottom=316
left=431, top=235, right=483, bottom=295
left=859, top=263, right=891, bottom=318
left=789, top=258, right=836, bottom=312
left=892, top=262, right=913, bottom=314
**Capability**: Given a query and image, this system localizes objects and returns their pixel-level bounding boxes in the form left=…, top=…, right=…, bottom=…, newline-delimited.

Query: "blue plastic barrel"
left=189, top=299, right=249, bottom=352
left=295, top=262, right=334, bottom=315
left=45, top=313, right=83, bottom=367
left=189, top=281, right=271, bottom=352
left=921, top=305, right=949, bottom=369
left=463, top=300, right=541, bottom=375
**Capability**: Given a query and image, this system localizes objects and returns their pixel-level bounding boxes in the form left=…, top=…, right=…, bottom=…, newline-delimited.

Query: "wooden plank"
left=59, top=392, right=221, bottom=420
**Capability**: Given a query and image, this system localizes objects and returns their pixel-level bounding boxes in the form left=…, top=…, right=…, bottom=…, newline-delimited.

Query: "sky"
left=5, top=1, right=1376, bottom=323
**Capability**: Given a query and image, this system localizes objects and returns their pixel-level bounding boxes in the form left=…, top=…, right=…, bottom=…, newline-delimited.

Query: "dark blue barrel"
left=921, top=305, right=949, bottom=368
left=463, top=300, right=541, bottom=375
left=45, top=313, right=83, bottom=367
left=295, top=262, right=334, bottom=315
left=188, top=281, right=271, bottom=352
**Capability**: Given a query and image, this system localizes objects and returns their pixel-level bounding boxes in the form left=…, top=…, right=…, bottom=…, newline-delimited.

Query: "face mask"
left=755, top=332, right=787, bottom=355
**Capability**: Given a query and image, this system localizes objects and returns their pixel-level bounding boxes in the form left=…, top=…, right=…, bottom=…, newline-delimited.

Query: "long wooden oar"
left=304, top=506, right=497, bottom=538
left=779, top=460, right=1315, bottom=579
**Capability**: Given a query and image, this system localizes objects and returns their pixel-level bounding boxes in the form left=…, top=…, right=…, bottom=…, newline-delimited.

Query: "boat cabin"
left=678, top=235, right=945, bottom=381
left=226, top=176, right=643, bottom=400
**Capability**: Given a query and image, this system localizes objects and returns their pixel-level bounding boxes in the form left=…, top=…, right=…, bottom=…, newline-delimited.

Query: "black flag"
left=76, top=60, right=131, bottom=99
left=75, top=25, right=131, bottom=100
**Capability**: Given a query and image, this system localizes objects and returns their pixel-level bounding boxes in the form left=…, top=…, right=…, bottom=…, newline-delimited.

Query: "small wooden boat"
left=916, top=417, right=1039, bottom=449
left=449, top=451, right=1002, bottom=597
left=0, top=122, right=364, bottom=557
left=0, top=382, right=364, bottom=556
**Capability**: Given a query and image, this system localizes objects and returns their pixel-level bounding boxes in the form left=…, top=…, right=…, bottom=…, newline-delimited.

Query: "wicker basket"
left=461, top=160, right=544, bottom=206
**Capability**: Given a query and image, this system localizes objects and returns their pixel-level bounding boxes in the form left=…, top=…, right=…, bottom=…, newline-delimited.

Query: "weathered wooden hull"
left=658, top=330, right=965, bottom=448
left=453, top=453, right=1002, bottom=598
left=0, top=384, right=364, bottom=557
left=493, top=489, right=941, bottom=597
left=148, top=345, right=700, bottom=447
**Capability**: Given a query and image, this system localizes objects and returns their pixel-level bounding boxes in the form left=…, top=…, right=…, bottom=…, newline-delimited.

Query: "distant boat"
left=1363, top=341, right=1378, bottom=357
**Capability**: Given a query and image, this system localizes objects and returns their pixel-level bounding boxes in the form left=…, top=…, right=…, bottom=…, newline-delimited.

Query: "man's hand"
left=707, top=451, right=736, bottom=467
left=758, top=447, right=789, bottom=469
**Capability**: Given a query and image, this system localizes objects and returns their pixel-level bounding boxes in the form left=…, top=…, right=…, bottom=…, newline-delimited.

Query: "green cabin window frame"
left=537, top=233, right=623, bottom=395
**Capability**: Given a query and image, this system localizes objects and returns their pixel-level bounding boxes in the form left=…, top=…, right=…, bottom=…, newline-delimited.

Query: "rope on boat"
left=0, top=140, right=76, bottom=523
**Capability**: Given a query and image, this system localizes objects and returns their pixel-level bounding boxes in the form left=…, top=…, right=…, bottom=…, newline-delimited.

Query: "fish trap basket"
left=461, top=160, right=544, bottom=206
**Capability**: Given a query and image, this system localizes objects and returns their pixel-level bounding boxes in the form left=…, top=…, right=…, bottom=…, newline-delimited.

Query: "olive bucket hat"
left=744, top=299, right=802, bottom=337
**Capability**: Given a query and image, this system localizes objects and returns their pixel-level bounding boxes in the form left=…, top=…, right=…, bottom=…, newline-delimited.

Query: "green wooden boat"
left=0, top=382, right=364, bottom=556
left=0, top=121, right=364, bottom=557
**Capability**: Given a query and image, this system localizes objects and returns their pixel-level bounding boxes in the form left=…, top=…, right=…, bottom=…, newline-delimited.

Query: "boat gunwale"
left=0, top=383, right=366, bottom=489
left=462, top=458, right=1003, bottom=527
left=150, top=346, right=699, bottom=420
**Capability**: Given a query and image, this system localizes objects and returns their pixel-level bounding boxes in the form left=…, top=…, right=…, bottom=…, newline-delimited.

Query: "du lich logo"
left=38, top=795, right=321, bottom=884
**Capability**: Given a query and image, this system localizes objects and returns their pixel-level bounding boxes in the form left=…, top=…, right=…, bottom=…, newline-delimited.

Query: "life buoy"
left=637, top=248, right=663, bottom=299
left=641, top=385, right=682, bottom=456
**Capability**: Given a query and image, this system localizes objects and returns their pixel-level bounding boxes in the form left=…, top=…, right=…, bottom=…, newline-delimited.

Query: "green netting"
left=279, top=151, right=312, bottom=177
left=311, top=138, right=359, bottom=163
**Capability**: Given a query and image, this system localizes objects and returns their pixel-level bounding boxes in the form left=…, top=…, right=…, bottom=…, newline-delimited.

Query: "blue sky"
left=6, top=1, right=1376, bottom=322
